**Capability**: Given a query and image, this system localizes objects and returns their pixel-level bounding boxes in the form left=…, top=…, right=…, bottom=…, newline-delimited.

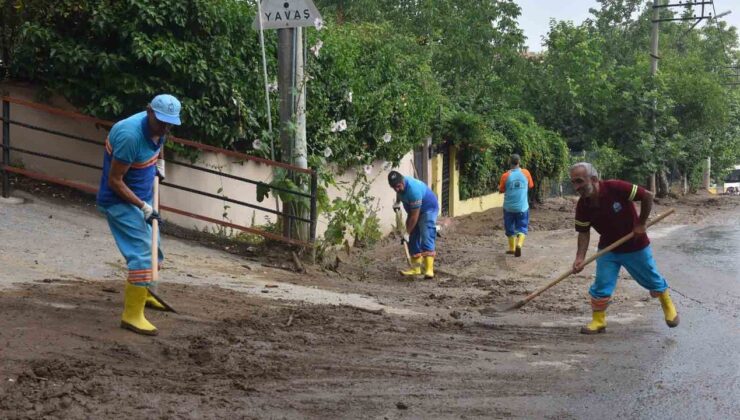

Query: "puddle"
left=650, top=225, right=688, bottom=240
left=673, top=225, right=740, bottom=274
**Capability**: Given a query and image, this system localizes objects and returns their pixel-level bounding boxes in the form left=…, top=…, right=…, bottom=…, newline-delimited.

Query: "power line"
left=710, top=0, right=732, bottom=64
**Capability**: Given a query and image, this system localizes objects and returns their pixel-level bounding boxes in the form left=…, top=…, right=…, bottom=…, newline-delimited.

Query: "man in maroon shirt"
left=570, top=162, right=679, bottom=334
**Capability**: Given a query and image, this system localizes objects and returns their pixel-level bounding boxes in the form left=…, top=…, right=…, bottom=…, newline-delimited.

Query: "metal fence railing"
left=0, top=96, right=317, bottom=246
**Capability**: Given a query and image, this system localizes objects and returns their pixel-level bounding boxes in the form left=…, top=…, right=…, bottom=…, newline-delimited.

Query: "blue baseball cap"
left=150, top=94, right=182, bottom=125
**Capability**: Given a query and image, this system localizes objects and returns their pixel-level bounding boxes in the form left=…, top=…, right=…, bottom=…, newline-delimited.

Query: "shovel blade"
left=479, top=300, right=526, bottom=315
left=147, top=288, right=178, bottom=313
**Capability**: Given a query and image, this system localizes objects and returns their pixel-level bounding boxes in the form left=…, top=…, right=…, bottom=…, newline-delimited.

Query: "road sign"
left=252, top=0, right=323, bottom=30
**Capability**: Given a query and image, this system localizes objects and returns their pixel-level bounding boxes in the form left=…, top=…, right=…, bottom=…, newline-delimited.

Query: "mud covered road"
left=1, top=183, right=738, bottom=419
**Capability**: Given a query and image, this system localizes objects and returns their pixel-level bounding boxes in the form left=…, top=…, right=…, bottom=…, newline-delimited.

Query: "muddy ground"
left=1, top=178, right=738, bottom=419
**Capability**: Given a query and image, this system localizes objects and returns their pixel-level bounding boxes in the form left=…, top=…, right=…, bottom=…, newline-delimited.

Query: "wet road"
left=570, top=222, right=740, bottom=418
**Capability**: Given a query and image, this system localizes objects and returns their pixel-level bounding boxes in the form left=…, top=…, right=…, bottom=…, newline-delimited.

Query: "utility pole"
left=648, top=0, right=715, bottom=196
left=295, top=28, right=307, bottom=171
left=702, top=155, right=711, bottom=190
left=294, top=27, right=309, bottom=240
left=253, top=0, right=322, bottom=240
left=278, top=28, right=295, bottom=169
left=648, top=0, right=662, bottom=194
left=277, top=27, right=302, bottom=239
left=276, top=24, right=311, bottom=240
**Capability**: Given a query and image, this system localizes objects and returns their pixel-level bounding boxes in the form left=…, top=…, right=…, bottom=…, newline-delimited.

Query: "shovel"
left=395, top=206, right=418, bottom=270
left=481, top=208, right=675, bottom=313
left=148, top=176, right=177, bottom=313
left=402, top=239, right=414, bottom=267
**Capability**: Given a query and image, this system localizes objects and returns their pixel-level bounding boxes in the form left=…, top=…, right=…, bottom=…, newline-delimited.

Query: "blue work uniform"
left=398, top=176, right=439, bottom=257
left=499, top=168, right=534, bottom=236
left=97, top=112, right=163, bottom=286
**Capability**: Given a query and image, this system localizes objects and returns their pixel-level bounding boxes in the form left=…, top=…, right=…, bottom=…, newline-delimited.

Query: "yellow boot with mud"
left=121, top=283, right=158, bottom=336
left=423, top=256, right=435, bottom=280
left=506, top=236, right=516, bottom=254
left=515, top=234, right=525, bottom=257
left=656, top=290, right=679, bottom=327
left=580, top=310, right=607, bottom=334
left=400, top=257, right=422, bottom=276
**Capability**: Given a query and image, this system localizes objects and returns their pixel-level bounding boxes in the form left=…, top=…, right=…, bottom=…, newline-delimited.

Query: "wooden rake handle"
left=513, top=208, right=675, bottom=309
left=402, top=240, right=413, bottom=267
left=151, top=176, right=160, bottom=283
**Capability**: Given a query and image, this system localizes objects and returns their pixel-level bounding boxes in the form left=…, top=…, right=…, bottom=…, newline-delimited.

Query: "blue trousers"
left=503, top=209, right=529, bottom=237
left=409, top=210, right=437, bottom=257
left=99, top=202, right=163, bottom=286
left=589, top=245, right=668, bottom=299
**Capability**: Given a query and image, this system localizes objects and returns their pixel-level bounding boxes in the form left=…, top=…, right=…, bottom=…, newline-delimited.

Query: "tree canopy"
left=3, top=0, right=739, bottom=194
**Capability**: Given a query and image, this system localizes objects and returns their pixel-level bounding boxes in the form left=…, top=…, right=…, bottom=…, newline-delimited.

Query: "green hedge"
left=8, top=1, right=445, bottom=168
left=443, top=110, right=569, bottom=201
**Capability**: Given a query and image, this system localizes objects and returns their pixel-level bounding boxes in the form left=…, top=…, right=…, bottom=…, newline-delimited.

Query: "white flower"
left=345, top=91, right=353, bottom=103
left=267, top=82, right=278, bottom=93
left=330, top=119, right=347, bottom=133
left=382, top=161, right=392, bottom=170
left=252, top=139, right=262, bottom=149
left=310, top=40, right=323, bottom=58
left=363, top=164, right=373, bottom=175
left=323, top=147, right=333, bottom=157
left=314, top=18, right=324, bottom=30
left=382, top=132, right=392, bottom=143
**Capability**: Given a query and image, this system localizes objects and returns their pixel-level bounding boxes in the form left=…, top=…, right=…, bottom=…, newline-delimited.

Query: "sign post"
left=252, top=0, right=322, bottom=30
left=254, top=0, right=322, bottom=240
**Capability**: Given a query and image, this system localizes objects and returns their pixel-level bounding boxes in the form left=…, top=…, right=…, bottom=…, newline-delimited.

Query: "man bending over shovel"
left=388, top=171, right=439, bottom=279
left=570, top=162, right=679, bottom=334
left=96, top=94, right=181, bottom=336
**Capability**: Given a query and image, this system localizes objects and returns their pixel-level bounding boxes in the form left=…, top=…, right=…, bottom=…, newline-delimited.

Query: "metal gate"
left=0, top=96, right=318, bottom=246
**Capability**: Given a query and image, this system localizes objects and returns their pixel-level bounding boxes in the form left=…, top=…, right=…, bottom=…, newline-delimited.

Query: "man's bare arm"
left=636, top=189, right=653, bottom=232
left=573, top=231, right=590, bottom=273
left=406, top=208, right=421, bottom=234
left=108, top=159, right=145, bottom=208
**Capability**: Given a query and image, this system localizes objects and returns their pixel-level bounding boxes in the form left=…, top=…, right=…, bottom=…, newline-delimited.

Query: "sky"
left=516, top=0, right=740, bottom=52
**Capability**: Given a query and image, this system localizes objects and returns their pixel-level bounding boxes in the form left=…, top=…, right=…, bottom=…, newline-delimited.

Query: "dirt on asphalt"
left=1, top=177, right=738, bottom=419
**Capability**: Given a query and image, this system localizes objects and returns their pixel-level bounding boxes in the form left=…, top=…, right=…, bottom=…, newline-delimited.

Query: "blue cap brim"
left=154, top=110, right=181, bottom=126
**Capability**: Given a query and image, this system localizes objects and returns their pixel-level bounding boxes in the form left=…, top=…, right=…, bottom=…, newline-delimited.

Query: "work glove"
left=140, top=202, right=161, bottom=224
left=392, top=201, right=401, bottom=212
left=401, top=233, right=410, bottom=244
left=156, top=159, right=166, bottom=180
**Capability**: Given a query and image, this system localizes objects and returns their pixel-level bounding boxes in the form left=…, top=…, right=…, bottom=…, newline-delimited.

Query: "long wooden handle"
left=516, top=208, right=675, bottom=307
left=403, top=241, right=413, bottom=267
left=151, top=176, right=159, bottom=283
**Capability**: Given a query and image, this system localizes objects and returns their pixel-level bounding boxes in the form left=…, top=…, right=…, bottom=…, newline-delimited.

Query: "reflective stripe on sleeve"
left=628, top=184, right=638, bottom=201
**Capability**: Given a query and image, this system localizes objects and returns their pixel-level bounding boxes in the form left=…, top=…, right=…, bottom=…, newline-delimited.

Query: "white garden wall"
left=1, top=83, right=415, bottom=239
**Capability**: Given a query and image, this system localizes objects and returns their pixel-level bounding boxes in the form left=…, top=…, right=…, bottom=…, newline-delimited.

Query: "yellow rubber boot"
left=506, top=236, right=516, bottom=254
left=515, top=234, right=525, bottom=257
left=657, top=290, right=679, bottom=327
left=400, top=257, right=422, bottom=276
left=145, top=290, right=167, bottom=311
left=580, top=310, right=607, bottom=334
left=423, top=256, right=435, bottom=279
left=121, top=283, right=158, bottom=336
